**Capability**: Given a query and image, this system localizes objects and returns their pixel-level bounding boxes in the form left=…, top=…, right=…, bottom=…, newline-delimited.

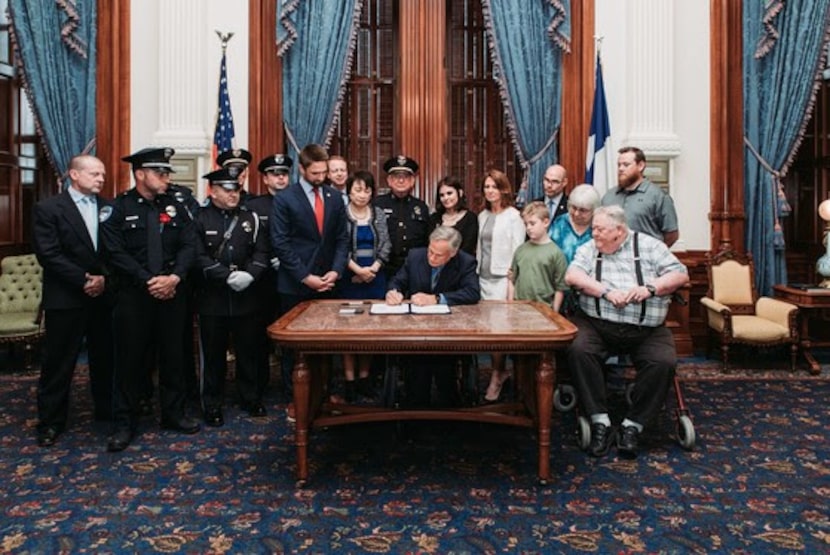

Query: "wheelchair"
left=554, top=358, right=696, bottom=451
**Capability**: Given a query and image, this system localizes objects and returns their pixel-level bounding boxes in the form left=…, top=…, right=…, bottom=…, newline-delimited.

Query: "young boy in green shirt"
left=507, top=201, right=568, bottom=311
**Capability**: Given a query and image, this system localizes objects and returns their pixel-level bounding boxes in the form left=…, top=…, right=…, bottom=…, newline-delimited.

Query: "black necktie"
left=147, top=202, right=163, bottom=274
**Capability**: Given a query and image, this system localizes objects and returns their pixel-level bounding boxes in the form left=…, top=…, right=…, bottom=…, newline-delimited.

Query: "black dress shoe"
left=160, top=416, right=201, bottom=434
left=107, top=428, right=134, bottom=452
left=36, top=427, right=60, bottom=447
left=617, top=425, right=640, bottom=459
left=588, top=422, right=615, bottom=457
left=243, top=401, right=267, bottom=417
left=204, top=407, right=224, bottom=427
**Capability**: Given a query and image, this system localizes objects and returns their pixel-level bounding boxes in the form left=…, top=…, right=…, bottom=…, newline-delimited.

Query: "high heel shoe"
left=484, top=370, right=512, bottom=403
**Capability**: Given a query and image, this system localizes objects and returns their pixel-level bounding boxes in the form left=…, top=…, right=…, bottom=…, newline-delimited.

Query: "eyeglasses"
left=569, top=206, right=592, bottom=214
left=389, top=173, right=413, bottom=181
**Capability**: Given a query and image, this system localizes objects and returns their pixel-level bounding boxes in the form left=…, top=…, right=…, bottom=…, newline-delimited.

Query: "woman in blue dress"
left=339, top=171, right=391, bottom=401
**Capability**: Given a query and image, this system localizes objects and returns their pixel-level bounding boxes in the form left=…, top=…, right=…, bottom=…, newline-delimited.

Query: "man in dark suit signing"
left=271, top=143, right=349, bottom=419
left=33, top=154, right=115, bottom=447
left=386, top=226, right=481, bottom=407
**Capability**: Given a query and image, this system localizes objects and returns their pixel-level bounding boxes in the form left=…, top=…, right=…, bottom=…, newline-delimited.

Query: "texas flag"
left=584, top=54, right=612, bottom=194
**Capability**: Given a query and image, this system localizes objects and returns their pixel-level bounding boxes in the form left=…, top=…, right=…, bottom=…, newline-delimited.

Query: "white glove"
left=226, top=271, right=254, bottom=292
left=270, top=256, right=281, bottom=271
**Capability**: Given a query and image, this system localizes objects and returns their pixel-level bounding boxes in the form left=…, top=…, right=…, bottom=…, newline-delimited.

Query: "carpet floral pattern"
left=0, top=359, right=828, bottom=553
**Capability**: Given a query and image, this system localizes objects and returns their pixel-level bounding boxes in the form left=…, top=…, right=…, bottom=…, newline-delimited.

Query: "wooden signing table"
left=773, top=284, right=830, bottom=374
left=267, top=300, right=577, bottom=486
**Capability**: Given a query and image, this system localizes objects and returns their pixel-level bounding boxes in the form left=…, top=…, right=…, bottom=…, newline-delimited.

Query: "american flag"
left=212, top=51, right=235, bottom=167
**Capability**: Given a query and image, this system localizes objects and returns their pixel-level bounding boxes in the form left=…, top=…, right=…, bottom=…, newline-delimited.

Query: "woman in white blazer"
left=477, top=169, right=526, bottom=402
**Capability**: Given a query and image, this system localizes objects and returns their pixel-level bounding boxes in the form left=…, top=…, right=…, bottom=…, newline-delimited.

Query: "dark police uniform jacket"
left=194, top=202, right=270, bottom=316
left=99, top=188, right=196, bottom=287
left=373, top=193, right=430, bottom=275
left=167, top=183, right=201, bottom=219
left=243, top=192, right=274, bottom=250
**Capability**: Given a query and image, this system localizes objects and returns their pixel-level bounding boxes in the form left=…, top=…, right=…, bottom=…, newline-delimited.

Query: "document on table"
left=369, top=303, right=452, bottom=315
left=369, top=303, right=410, bottom=315
left=410, top=303, right=451, bottom=315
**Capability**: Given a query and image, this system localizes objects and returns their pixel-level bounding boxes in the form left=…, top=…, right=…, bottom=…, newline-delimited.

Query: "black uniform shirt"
left=373, top=193, right=430, bottom=275
left=100, top=188, right=196, bottom=286
left=194, top=202, right=270, bottom=315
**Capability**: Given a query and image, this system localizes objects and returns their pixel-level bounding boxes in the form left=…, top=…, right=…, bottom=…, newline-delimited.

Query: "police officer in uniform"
left=196, top=167, right=271, bottom=426
left=373, top=155, right=430, bottom=279
left=245, top=153, right=293, bottom=228
left=163, top=181, right=200, bottom=411
left=100, top=147, right=201, bottom=452
left=244, top=154, right=293, bottom=394
left=217, top=148, right=253, bottom=188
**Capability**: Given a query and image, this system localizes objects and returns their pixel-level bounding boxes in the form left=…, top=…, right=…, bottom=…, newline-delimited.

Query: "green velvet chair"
left=0, top=254, right=44, bottom=371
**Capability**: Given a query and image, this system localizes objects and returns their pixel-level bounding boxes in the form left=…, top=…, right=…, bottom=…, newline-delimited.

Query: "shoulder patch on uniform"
left=98, top=205, right=113, bottom=223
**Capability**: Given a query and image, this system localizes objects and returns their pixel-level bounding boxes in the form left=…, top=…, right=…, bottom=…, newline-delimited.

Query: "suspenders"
left=594, top=232, right=647, bottom=323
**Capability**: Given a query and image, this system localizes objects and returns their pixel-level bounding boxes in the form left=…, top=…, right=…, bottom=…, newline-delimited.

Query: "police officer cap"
left=258, top=154, right=293, bottom=174
left=203, top=167, right=243, bottom=191
left=383, top=155, right=419, bottom=175
left=216, top=148, right=253, bottom=169
left=122, top=147, right=176, bottom=172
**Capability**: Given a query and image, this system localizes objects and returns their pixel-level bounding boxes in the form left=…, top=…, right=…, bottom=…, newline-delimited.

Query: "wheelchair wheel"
left=553, top=384, right=576, bottom=412
left=577, top=415, right=591, bottom=450
left=677, top=414, right=695, bottom=450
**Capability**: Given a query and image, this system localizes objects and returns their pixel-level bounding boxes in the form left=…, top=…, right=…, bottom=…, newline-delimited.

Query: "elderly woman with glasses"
left=549, top=184, right=601, bottom=315
left=549, top=184, right=602, bottom=264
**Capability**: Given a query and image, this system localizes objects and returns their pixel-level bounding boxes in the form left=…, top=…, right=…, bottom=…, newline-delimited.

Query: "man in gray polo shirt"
left=601, top=146, right=678, bottom=247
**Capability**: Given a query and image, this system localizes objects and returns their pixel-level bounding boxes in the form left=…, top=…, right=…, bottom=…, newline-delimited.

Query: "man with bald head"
left=33, top=154, right=115, bottom=447
left=535, top=164, right=569, bottom=224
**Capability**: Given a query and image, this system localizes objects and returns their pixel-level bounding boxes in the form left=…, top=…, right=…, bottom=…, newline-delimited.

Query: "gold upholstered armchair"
left=700, top=249, right=799, bottom=371
left=0, top=254, right=44, bottom=370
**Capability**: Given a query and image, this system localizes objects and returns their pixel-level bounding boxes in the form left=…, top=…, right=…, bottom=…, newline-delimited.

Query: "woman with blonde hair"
left=477, top=169, right=526, bottom=402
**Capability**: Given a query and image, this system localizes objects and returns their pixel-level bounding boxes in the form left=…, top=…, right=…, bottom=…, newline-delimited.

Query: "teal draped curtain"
left=481, top=0, right=570, bottom=199
left=743, top=0, right=830, bottom=294
left=8, top=0, right=97, bottom=184
left=276, top=1, right=362, bottom=178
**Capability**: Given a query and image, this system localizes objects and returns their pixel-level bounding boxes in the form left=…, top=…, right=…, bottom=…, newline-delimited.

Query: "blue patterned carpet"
left=0, top=358, right=829, bottom=553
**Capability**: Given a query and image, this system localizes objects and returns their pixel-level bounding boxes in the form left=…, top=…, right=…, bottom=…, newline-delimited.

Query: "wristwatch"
left=645, top=284, right=657, bottom=298
left=434, top=294, right=441, bottom=304
left=600, top=288, right=611, bottom=300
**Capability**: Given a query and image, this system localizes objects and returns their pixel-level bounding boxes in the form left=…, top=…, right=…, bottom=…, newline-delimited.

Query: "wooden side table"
left=773, top=285, right=830, bottom=374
